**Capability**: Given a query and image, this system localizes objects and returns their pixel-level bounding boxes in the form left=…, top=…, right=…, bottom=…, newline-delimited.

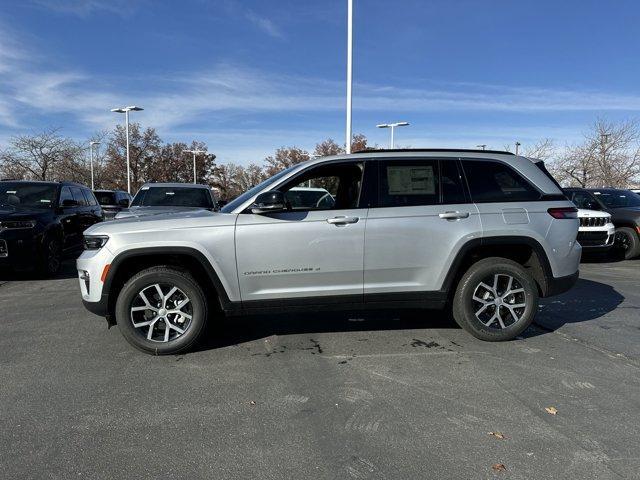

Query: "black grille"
left=579, top=217, right=607, bottom=227
left=577, top=231, right=608, bottom=246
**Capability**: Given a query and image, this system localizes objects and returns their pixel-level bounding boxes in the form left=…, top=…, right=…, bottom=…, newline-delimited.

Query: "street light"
left=89, top=141, right=100, bottom=190
left=111, top=105, right=144, bottom=193
left=183, top=149, right=208, bottom=184
left=345, top=0, right=353, bottom=154
left=476, top=144, right=487, bottom=151
left=377, top=122, right=409, bottom=149
left=515, top=141, right=521, bottom=155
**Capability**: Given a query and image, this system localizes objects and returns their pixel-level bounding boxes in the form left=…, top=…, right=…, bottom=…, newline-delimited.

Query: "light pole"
left=345, top=0, right=353, bottom=154
left=476, top=144, right=487, bottom=150
left=515, top=141, right=521, bottom=155
left=377, top=122, right=409, bottom=149
left=183, top=149, right=207, bottom=184
left=111, top=105, right=144, bottom=193
left=89, top=141, right=100, bottom=190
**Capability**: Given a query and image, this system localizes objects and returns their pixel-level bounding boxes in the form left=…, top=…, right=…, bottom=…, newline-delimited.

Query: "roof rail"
left=353, top=148, right=514, bottom=155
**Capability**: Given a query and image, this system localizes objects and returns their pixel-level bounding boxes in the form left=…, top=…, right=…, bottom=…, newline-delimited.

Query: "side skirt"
left=223, top=291, right=448, bottom=316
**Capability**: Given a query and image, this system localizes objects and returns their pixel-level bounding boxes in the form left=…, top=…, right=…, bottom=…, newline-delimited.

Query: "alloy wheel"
left=130, top=283, right=193, bottom=342
left=471, top=274, right=527, bottom=329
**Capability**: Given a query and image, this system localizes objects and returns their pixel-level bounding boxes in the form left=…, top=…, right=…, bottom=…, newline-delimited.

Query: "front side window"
left=378, top=159, right=439, bottom=207
left=82, top=189, right=98, bottom=206
left=59, top=187, right=74, bottom=205
left=462, top=160, right=541, bottom=203
left=71, top=187, right=88, bottom=206
left=570, top=191, right=602, bottom=210
left=0, top=183, right=57, bottom=209
left=131, top=187, right=213, bottom=208
left=278, top=162, right=363, bottom=211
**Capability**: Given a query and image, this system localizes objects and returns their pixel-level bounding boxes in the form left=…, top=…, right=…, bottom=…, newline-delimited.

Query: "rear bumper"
left=544, top=270, right=579, bottom=297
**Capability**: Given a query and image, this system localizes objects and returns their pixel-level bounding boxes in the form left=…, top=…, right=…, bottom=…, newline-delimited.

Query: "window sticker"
left=387, top=166, right=435, bottom=195
left=165, top=191, right=175, bottom=195
left=6, top=190, right=17, bottom=194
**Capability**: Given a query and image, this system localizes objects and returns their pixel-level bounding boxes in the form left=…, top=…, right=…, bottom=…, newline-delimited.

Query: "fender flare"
left=441, top=236, right=555, bottom=296
left=104, top=246, right=232, bottom=309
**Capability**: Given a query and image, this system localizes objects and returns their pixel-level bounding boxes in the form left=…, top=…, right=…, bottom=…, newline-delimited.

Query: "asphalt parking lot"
left=1, top=258, right=639, bottom=479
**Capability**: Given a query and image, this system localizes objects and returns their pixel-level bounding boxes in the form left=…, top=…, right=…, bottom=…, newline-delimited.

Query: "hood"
left=577, top=208, right=610, bottom=219
left=85, top=209, right=236, bottom=235
left=114, top=206, right=206, bottom=219
left=0, top=205, right=52, bottom=223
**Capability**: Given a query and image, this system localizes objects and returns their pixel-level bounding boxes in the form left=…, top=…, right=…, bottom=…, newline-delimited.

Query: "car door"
left=235, top=160, right=369, bottom=303
left=364, top=158, right=482, bottom=296
left=58, top=186, right=80, bottom=252
left=82, top=188, right=103, bottom=224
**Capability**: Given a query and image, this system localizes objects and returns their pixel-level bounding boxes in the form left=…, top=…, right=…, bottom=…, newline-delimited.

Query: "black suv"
left=94, top=189, right=132, bottom=220
left=564, top=187, right=640, bottom=259
left=0, top=180, right=103, bottom=275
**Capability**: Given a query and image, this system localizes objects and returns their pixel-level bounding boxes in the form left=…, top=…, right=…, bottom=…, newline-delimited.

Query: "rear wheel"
left=452, top=257, right=539, bottom=341
left=614, top=227, right=640, bottom=260
left=115, top=266, right=208, bottom=355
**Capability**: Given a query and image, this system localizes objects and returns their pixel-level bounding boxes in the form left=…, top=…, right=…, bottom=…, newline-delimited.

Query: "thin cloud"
left=30, top=0, right=143, bottom=17
left=245, top=9, right=283, bottom=39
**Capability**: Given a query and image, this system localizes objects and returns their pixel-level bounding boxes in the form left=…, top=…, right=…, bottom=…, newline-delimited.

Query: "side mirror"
left=62, top=199, right=78, bottom=208
left=251, top=191, right=286, bottom=214
left=118, top=198, right=130, bottom=207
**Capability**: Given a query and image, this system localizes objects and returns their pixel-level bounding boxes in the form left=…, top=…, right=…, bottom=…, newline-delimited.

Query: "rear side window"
left=462, top=160, right=541, bottom=203
left=378, top=159, right=439, bottom=207
left=440, top=160, right=467, bottom=204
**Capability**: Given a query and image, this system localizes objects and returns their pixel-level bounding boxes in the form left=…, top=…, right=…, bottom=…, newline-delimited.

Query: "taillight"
left=547, top=207, right=578, bottom=219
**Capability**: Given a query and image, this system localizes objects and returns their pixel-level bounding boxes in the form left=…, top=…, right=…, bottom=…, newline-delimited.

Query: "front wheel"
left=452, top=257, right=539, bottom=341
left=115, top=266, right=208, bottom=355
left=614, top=227, right=640, bottom=260
left=39, top=237, right=61, bottom=277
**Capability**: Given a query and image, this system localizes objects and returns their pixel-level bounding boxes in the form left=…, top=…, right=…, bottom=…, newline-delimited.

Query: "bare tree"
left=0, top=128, right=81, bottom=181
left=551, top=119, right=640, bottom=187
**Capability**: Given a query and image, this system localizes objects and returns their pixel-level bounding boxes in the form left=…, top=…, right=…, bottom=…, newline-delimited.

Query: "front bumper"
left=76, top=246, right=114, bottom=318
left=577, top=224, right=615, bottom=249
left=0, top=230, right=42, bottom=269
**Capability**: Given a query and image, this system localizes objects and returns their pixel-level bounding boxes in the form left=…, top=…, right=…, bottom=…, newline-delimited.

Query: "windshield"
left=131, top=186, right=213, bottom=208
left=593, top=190, right=640, bottom=208
left=95, top=192, right=116, bottom=205
left=0, top=182, right=57, bottom=209
left=221, top=165, right=298, bottom=213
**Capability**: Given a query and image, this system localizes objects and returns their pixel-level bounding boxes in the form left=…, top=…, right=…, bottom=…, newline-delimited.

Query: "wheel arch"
left=103, top=247, right=232, bottom=321
left=442, top=236, right=555, bottom=298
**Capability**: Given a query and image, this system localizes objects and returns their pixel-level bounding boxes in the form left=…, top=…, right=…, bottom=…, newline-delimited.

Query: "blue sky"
left=1, top=0, right=640, bottom=164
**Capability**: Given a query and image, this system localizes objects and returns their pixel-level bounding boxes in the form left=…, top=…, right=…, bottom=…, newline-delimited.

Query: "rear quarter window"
left=462, top=160, right=541, bottom=203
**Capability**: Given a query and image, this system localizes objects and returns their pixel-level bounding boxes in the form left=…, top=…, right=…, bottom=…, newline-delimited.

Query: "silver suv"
left=77, top=149, right=581, bottom=354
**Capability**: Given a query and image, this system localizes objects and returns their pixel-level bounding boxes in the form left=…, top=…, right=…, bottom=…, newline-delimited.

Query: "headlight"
left=0, top=220, right=36, bottom=229
left=84, top=235, right=109, bottom=250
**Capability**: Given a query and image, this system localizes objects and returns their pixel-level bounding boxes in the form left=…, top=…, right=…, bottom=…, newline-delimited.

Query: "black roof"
left=0, top=179, right=88, bottom=187
left=353, top=148, right=514, bottom=155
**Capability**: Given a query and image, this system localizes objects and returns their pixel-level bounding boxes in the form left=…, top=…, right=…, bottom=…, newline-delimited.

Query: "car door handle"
left=327, top=216, right=359, bottom=225
left=439, top=211, right=470, bottom=220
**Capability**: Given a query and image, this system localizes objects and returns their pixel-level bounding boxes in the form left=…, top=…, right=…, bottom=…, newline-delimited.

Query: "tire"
left=614, top=227, right=640, bottom=260
left=39, top=237, right=62, bottom=277
left=452, top=257, right=539, bottom=342
left=115, top=266, right=208, bottom=355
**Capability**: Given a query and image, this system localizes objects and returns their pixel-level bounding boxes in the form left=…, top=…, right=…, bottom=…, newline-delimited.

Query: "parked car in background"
left=114, top=183, right=217, bottom=220
left=575, top=209, right=615, bottom=251
left=630, top=188, right=640, bottom=195
left=564, top=187, right=640, bottom=259
left=94, top=189, right=132, bottom=220
left=1, top=180, right=102, bottom=275
left=78, top=149, right=580, bottom=354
